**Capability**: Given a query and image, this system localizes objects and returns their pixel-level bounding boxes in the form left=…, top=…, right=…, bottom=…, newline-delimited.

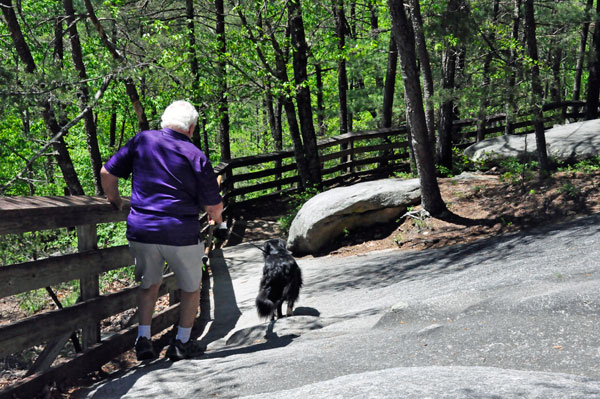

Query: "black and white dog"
left=256, top=238, right=303, bottom=321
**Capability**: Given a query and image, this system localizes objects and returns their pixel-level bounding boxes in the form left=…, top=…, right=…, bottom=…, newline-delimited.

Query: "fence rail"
left=0, top=99, right=590, bottom=398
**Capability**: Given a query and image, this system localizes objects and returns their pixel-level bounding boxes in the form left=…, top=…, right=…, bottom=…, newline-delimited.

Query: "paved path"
left=75, top=214, right=600, bottom=398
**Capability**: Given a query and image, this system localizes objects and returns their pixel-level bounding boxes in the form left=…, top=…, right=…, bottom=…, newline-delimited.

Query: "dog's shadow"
left=292, top=307, right=320, bottom=317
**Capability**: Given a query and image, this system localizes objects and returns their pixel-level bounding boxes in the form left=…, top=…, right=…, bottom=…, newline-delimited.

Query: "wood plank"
left=229, top=162, right=297, bottom=183
left=0, top=274, right=177, bottom=359
left=316, top=127, right=406, bottom=149
left=0, top=245, right=133, bottom=298
left=0, top=196, right=130, bottom=235
left=320, top=142, right=408, bottom=162
left=78, top=225, right=100, bottom=349
left=0, top=303, right=180, bottom=399
left=227, top=176, right=299, bottom=198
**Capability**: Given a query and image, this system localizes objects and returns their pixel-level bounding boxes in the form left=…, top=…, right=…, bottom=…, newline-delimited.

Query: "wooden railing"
left=215, top=126, right=411, bottom=207
left=0, top=99, right=590, bottom=398
left=0, top=197, right=185, bottom=399
left=214, top=100, right=586, bottom=206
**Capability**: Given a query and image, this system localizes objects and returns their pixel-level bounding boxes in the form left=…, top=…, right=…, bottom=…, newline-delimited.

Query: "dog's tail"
left=255, top=289, right=275, bottom=318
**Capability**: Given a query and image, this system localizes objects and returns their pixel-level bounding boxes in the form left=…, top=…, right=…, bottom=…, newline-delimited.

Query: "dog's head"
left=263, top=238, right=291, bottom=257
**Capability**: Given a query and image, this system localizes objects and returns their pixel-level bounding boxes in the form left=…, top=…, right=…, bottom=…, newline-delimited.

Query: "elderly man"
left=101, top=100, right=225, bottom=361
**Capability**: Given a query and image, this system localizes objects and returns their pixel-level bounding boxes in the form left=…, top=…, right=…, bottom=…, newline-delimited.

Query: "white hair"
left=160, top=100, right=199, bottom=131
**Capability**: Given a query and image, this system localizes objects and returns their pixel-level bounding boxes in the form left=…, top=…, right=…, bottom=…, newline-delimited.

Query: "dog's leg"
left=286, top=300, right=294, bottom=317
left=276, top=302, right=283, bottom=319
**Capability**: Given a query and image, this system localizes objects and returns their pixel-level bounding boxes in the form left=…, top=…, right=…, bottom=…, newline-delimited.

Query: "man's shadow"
left=192, top=248, right=242, bottom=346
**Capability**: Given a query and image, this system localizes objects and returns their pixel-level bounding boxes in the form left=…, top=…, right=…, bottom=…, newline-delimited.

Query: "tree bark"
left=215, top=0, right=231, bottom=161
left=524, top=0, right=550, bottom=172
left=477, top=0, right=500, bottom=142
left=388, top=0, right=446, bottom=216
left=241, top=9, right=312, bottom=188
left=381, top=35, right=398, bottom=128
left=437, top=48, right=456, bottom=169
left=63, top=0, right=103, bottom=195
left=315, top=63, right=327, bottom=136
left=289, top=0, right=321, bottom=186
left=407, top=0, right=435, bottom=146
left=573, top=0, right=593, bottom=101
left=586, top=0, right=600, bottom=119
left=1, top=0, right=84, bottom=195
left=333, top=0, right=349, bottom=135
left=505, top=0, right=522, bottom=134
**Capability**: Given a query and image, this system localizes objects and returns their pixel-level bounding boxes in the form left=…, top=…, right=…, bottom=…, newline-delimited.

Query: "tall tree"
left=63, top=0, right=103, bottom=195
left=333, top=0, right=349, bottom=134
left=381, top=35, right=398, bottom=128
left=407, top=0, right=435, bottom=146
left=215, top=0, right=231, bottom=161
left=437, top=0, right=468, bottom=170
left=288, top=0, right=322, bottom=185
left=1, top=0, right=85, bottom=195
left=237, top=6, right=312, bottom=188
left=573, top=0, right=594, bottom=102
left=524, top=0, right=550, bottom=172
left=388, top=0, right=447, bottom=216
left=186, top=0, right=203, bottom=150
left=585, top=0, right=600, bottom=119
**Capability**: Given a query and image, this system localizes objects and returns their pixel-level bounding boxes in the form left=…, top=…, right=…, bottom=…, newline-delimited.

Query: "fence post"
left=77, top=224, right=100, bottom=349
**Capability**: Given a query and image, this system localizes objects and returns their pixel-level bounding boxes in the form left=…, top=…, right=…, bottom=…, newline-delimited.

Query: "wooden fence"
left=215, top=100, right=586, bottom=206
left=0, top=99, right=589, bottom=398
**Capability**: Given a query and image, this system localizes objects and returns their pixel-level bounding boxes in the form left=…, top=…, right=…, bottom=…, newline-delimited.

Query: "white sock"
left=137, top=325, right=151, bottom=341
left=176, top=326, right=192, bottom=343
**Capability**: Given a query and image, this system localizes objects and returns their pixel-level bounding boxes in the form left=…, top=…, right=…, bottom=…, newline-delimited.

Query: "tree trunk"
left=1, top=0, right=84, bottom=195
left=63, top=0, right=103, bottom=195
left=586, top=0, right=600, bottom=119
left=236, top=8, right=312, bottom=188
left=315, top=63, right=327, bottom=136
left=381, top=35, right=398, bottom=128
left=215, top=0, right=231, bottom=161
left=505, top=0, right=522, bottom=134
left=524, top=0, right=550, bottom=172
left=333, top=0, right=349, bottom=135
left=289, top=0, right=321, bottom=186
left=408, top=0, right=435, bottom=146
left=388, top=0, right=446, bottom=216
left=437, top=48, right=456, bottom=169
left=573, top=0, right=593, bottom=102
left=186, top=0, right=203, bottom=150
left=477, top=0, right=500, bottom=142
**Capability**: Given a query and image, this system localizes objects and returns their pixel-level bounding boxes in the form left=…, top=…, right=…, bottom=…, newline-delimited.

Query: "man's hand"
left=108, top=196, right=126, bottom=211
left=213, top=222, right=228, bottom=241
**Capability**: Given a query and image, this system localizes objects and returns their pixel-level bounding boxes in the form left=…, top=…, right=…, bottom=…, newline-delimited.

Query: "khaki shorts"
left=129, top=240, right=205, bottom=293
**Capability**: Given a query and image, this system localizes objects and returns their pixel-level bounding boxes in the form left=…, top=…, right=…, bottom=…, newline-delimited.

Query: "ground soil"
left=3, top=169, right=600, bottom=397
left=313, top=170, right=600, bottom=257
left=227, top=169, right=600, bottom=258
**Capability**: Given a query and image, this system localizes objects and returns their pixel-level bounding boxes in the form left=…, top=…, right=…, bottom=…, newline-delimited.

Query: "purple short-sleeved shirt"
left=103, top=128, right=222, bottom=246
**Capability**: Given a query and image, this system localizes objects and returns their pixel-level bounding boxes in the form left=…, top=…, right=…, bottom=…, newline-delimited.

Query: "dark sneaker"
left=166, top=338, right=206, bottom=361
left=135, top=337, right=157, bottom=361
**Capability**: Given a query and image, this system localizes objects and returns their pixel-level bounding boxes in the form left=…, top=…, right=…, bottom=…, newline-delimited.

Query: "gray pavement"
left=75, top=214, right=600, bottom=398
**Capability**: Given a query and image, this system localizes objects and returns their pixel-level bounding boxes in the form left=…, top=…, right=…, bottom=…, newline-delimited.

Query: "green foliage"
left=558, top=183, right=580, bottom=199
left=557, top=156, right=600, bottom=173
left=497, top=158, right=539, bottom=185
left=278, top=185, right=323, bottom=233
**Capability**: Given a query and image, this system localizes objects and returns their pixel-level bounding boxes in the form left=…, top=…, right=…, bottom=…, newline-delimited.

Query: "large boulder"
left=464, top=118, right=600, bottom=163
left=286, top=178, right=421, bottom=255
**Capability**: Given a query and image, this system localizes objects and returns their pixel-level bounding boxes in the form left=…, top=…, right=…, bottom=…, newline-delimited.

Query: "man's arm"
left=100, top=166, right=123, bottom=210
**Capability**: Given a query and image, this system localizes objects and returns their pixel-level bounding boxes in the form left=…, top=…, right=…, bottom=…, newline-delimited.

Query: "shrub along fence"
left=0, top=100, right=588, bottom=398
